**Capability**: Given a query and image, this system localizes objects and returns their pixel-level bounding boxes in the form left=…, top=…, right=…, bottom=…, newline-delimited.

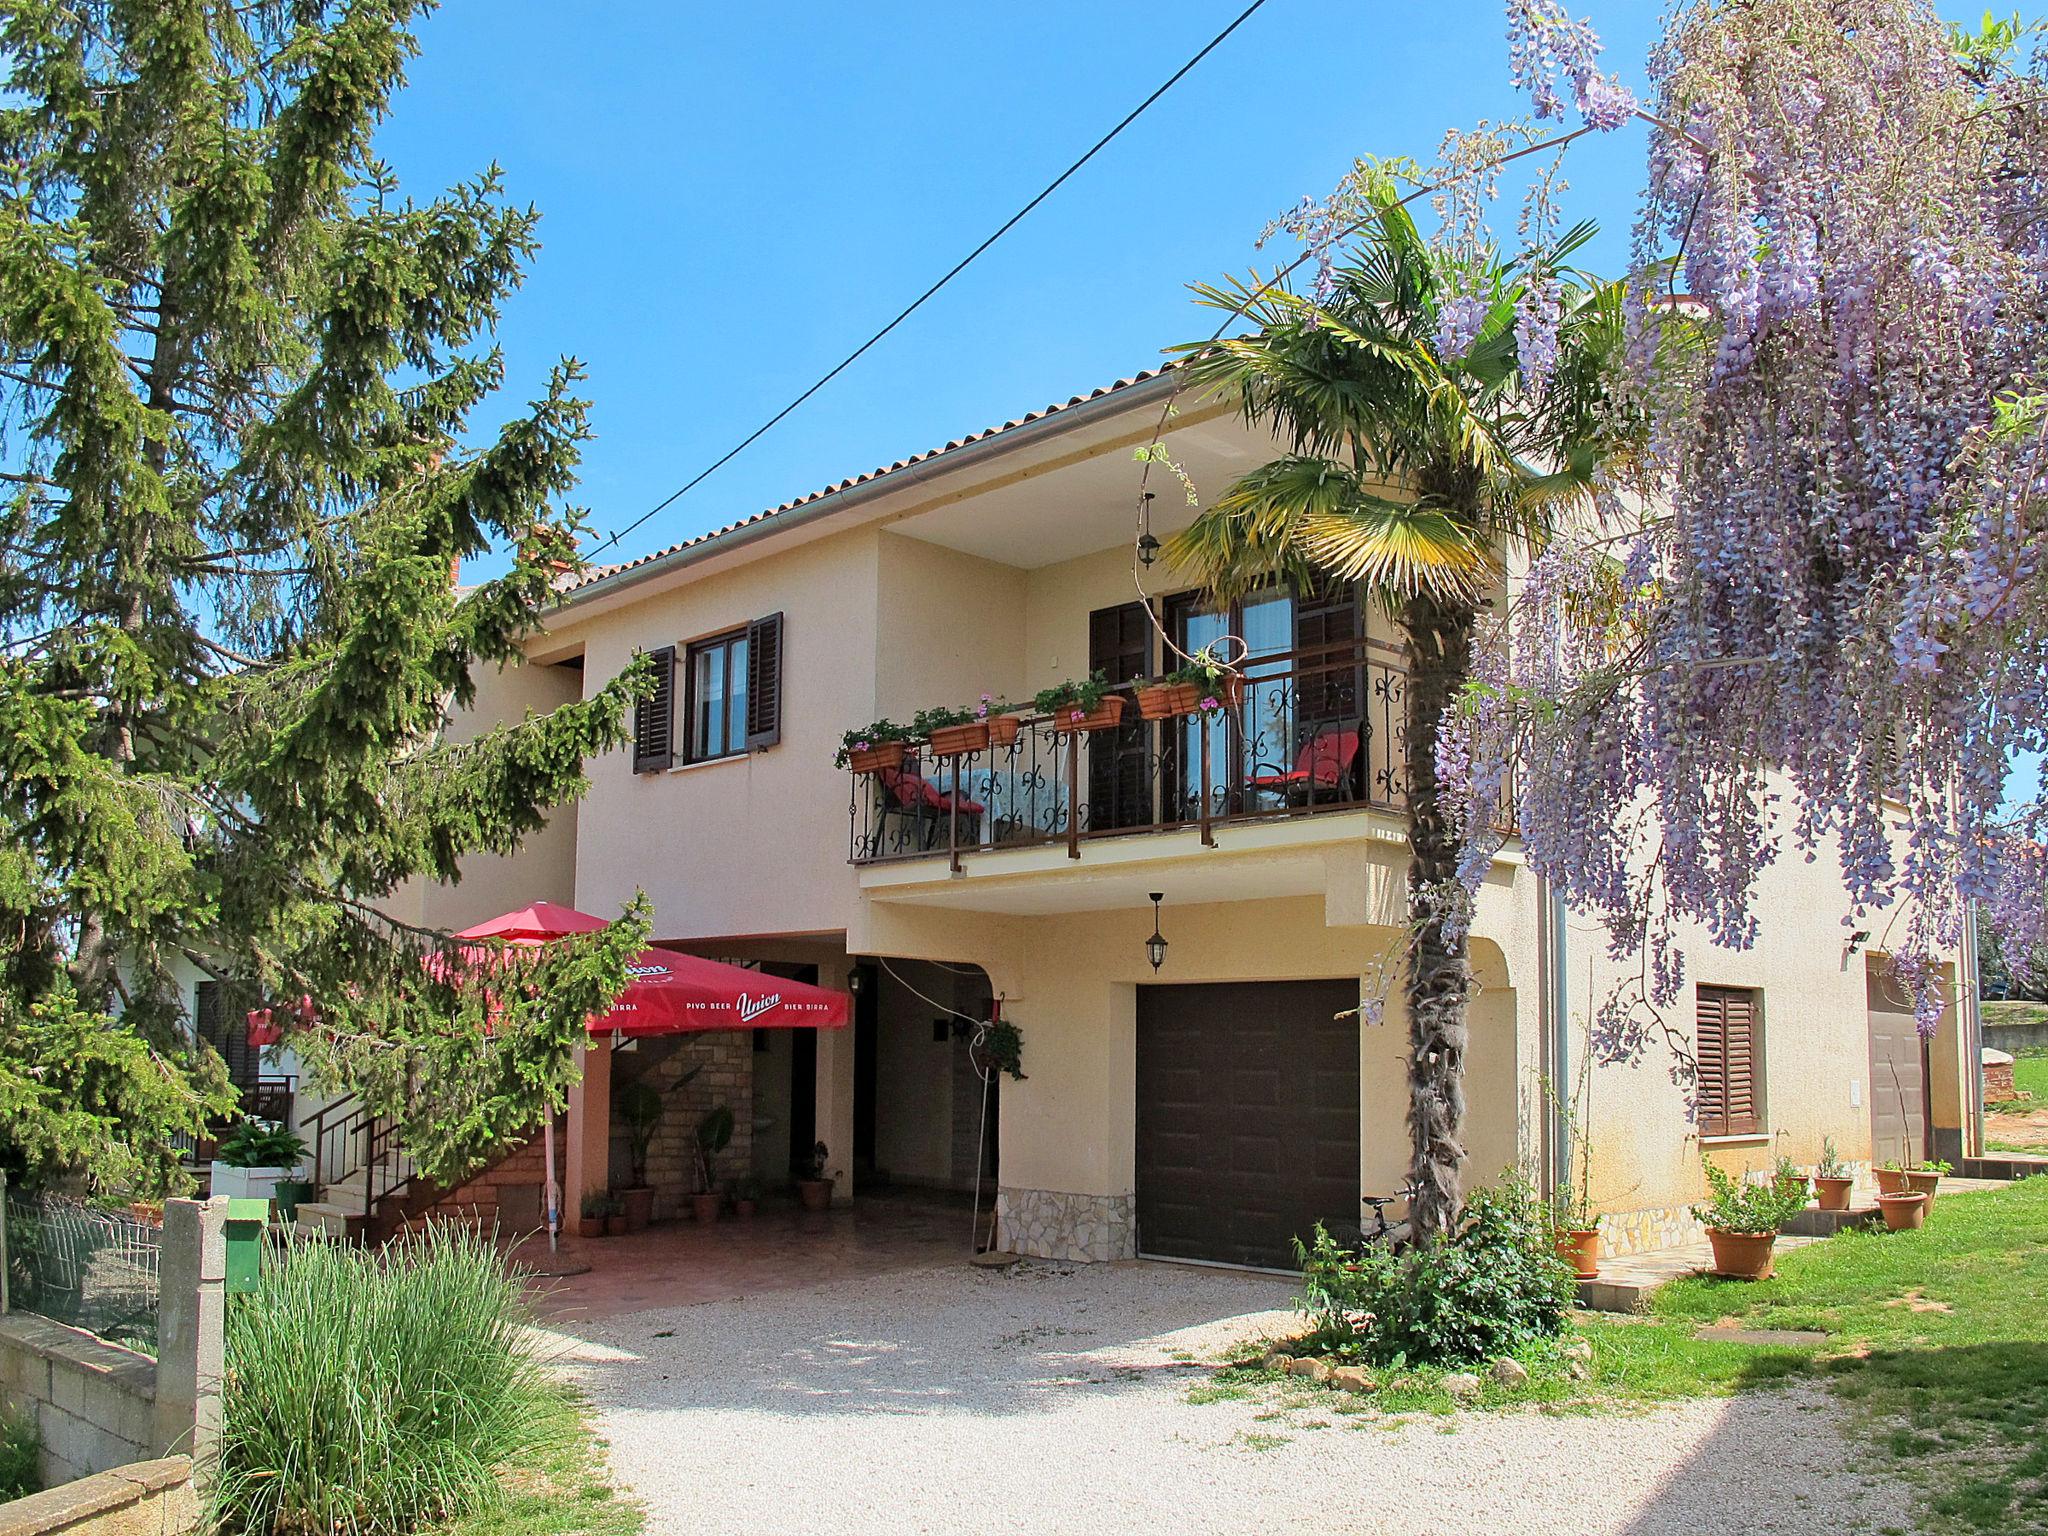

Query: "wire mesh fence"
left=1, top=1192, right=161, bottom=1355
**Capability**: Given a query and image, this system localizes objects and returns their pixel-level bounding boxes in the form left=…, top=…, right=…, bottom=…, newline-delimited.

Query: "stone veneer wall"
left=414, top=1124, right=553, bottom=1233
left=0, top=1456, right=194, bottom=1536
left=1596, top=1160, right=1875, bottom=1258
left=618, top=1031, right=754, bottom=1220
left=994, top=1188, right=1137, bottom=1263
left=0, top=1316, right=157, bottom=1486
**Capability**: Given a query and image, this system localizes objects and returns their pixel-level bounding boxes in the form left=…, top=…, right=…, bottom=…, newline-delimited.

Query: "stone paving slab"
left=1693, top=1325, right=1829, bottom=1346
left=1577, top=1234, right=1824, bottom=1314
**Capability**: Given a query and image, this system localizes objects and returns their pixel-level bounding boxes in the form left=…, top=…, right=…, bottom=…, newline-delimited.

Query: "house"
left=368, top=363, right=1983, bottom=1266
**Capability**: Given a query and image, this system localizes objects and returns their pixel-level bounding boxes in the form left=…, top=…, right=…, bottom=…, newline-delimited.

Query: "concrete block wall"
left=0, top=1456, right=194, bottom=1536
left=0, top=1316, right=157, bottom=1487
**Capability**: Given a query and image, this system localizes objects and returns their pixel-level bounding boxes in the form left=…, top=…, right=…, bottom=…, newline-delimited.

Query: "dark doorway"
left=1087, top=600, right=1154, bottom=832
left=759, top=961, right=824, bottom=1176
left=1136, top=980, right=1362, bottom=1268
left=852, top=962, right=879, bottom=1178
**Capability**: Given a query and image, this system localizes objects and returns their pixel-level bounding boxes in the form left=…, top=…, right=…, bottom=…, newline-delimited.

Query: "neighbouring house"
left=294, top=364, right=1983, bottom=1265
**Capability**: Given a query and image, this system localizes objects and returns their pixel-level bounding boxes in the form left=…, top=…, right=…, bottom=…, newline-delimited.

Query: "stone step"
left=1782, top=1206, right=1882, bottom=1237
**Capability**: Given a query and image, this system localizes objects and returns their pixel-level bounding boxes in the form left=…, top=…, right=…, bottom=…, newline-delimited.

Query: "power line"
left=591, top=0, right=1278, bottom=558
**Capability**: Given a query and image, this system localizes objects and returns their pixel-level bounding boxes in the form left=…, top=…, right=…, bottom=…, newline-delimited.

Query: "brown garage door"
left=1136, top=980, right=1362, bottom=1269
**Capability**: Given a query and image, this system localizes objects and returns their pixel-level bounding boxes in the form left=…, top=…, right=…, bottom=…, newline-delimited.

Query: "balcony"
left=846, top=642, right=1512, bottom=872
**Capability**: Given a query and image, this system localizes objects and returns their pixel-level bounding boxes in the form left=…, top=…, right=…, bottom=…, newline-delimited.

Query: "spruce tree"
left=0, top=0, right=650, bottom=1193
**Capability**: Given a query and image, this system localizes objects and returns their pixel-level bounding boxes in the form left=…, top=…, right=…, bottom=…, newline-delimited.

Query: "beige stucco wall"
left=559, top=528, right=880, bottom=942
left=874, top=534, right=1027, bottom=718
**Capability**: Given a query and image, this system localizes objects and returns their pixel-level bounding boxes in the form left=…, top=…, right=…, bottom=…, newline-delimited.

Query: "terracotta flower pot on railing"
left=1054, top=696, right=1126, bottom=734
left=927, top=721, right=991, bottom=757
left=1135, top=682, right=1201, bottom=720
left=847, top=741, right=907, bottom=774
left=1878, top=1191, right=1928, bottom=1231
left=1705, top=1227, right=1778, bottom=1280
left=1813, top=1175, right=1855, bottom=1211
left=988, top=713, right=1023, bottom=748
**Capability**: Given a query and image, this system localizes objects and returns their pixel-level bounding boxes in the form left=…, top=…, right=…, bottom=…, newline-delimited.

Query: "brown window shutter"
left=745, top=612, right=784, bottom=749
left=1696, top=985, right=1761, bottom=1137
left=633, top=646, right=675, bottom=773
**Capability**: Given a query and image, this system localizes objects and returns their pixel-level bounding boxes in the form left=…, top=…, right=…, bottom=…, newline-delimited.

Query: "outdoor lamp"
left=847, top=966, right=868, bottom=996
left=1847, top=929, right=1872, bottom=954
left=1136, top=492, right=1160, bottom=569
left=1146, top=892, right=1168, bottom=972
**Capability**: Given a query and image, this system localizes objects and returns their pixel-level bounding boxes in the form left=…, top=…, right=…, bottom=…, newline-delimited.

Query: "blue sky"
left=377, top=2, right=1667, bottom=565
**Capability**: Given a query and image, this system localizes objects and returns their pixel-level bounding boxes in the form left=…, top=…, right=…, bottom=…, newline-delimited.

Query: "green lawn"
left=436, top=1399, right=642, bottom=1536
left=1201, top=1178, right=2048, bottom=1534
left=2005, top=1051, right=2048, bottom=1103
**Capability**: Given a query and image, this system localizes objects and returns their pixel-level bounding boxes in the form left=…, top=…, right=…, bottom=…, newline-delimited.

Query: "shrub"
left=0, top=1405, right=39, bottom=1502
left=1691, top=1161, right=1807, bottom=1235
left=208, top=1225, right=570, bottom=1535
left=1294, top=1174, right=1577, bottom=1366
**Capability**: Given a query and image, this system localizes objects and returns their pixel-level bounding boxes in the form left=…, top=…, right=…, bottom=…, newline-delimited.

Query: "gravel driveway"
left=544, top=1259, right=1916, bottom=1536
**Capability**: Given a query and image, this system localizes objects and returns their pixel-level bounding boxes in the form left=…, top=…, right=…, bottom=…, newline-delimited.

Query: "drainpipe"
left=1962, top=900, right=1985, bottom=1159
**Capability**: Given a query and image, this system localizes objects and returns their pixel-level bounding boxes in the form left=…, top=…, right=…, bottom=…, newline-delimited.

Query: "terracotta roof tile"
left=563, top=366, right=1173, bottom=598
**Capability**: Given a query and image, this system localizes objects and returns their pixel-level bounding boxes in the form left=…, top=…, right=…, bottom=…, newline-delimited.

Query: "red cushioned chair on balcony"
left=1246, top=725, right=1362, bottom=806
left=878, top=765, right=985, bottom=850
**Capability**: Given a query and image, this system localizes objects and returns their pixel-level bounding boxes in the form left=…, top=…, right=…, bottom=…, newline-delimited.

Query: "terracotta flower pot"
left=604, top=1214, right=629, bottom=1237
left=847, top=741, right=907, bottom=774
left=1813, top=1175, right=1855, bottom=1211
left=1056, top=696, right=1126, bottom=734
left=928, top=721, right=991, bottom=757
left=1135, top=682, right=1201, bottom=720
left=690, top=1192, right=721, bottom=1224
left=797, top=1177, right=835, bottom=1212
left=1878, top=1191, right=1929, bottom=1231
left=1873, top=1167, right=1908, bottom=1196
left=1903, top=1169, right=1941, bottom=1201
left=1554, top=1228, right=1602, bottom=1280
left=577, top=1217, right=605, bottom=1239
left=1705, top=1227, right=1778, bottom=1280
left=988, top=714, right=1024, bottom=749
left=618, top=1186, right=655, bottom=1232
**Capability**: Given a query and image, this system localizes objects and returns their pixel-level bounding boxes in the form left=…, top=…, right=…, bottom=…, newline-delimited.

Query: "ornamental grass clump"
left=1294, top=1175, right=1576, bottom=1366
left=208, top=1225, right=569, bottom=1536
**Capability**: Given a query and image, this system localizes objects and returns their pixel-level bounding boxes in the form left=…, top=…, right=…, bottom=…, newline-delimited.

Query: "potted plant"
left=836, top=719, right=912, bottom=773
left=914, top=703, right=990, bottom=758
left=1135, top=674, right=1201, bottom=720
left=1157, top=648, right=1244, bottom=716
left=615, top=1079, right=664, bottom=1231
left=1873, top=1159, right=1909, bottom=1196
left=797, top=1140, right=835, bottom=1211
left=1904, top=1158, right=1950, bottom=1201
left=1034, top=672, right=1124, bottom=734
left=732, top=1177, right=760, bottom=1219
left=209, top=1119, right=309, bottom=1203
left=578, top=1194, right=609, bottom=1240
left=1813, top=1138, right=1855, bottom=1211
left=1772, top=1153, right=1812, bottom=1207
left=692, top=1104, right=733, bottom=1223
left=1544, top=1070, right=1600, bottom=1279
left=1878, top=1188, right=1930, bottom=1231
left=983, top=695, right=1025, bottom=749
left=604, top=1196, right=629, bottom=1237
left=1692, top=1162, right=1807, bottom=1280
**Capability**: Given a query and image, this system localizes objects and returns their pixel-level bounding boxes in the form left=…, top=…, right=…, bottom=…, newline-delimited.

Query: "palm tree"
left=1166, top=185, right=1631, bottom=1245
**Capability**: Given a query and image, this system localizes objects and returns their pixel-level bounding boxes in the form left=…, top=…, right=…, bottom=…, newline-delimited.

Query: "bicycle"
left=1319, top=1183, right=1418, bottom=1253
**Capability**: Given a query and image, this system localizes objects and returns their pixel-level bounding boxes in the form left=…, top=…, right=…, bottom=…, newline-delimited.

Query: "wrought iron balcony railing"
left=846, top=641, right=1514, bottom=870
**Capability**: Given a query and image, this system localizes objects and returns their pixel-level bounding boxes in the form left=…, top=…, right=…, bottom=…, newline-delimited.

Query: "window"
left=632, top=615, right=784, bottom=771
left=195, top=980, right=259, bottom=1092
left=686, top=629, right=749, bottom=761
left=1696, top=985, right=1763, bottom=1137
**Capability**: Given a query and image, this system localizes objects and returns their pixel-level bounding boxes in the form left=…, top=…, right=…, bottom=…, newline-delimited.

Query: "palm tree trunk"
left=1399, top=591, right=1476, bottom=1245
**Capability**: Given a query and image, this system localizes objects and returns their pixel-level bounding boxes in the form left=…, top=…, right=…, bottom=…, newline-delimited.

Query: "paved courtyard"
left=541, top=1256, right=1917, bottom=1536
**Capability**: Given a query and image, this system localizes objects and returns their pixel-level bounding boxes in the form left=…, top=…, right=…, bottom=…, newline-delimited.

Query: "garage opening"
left=1135, top=979, right=1362, bottom=1269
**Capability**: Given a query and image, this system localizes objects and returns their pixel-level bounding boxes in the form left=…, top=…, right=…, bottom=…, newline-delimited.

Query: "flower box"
left=927, top=721, right=991, bottom=757
left=209, top=1162, right=290, bottom=1203
left=1053, top=696, right=1127, bottom=735
left=846, top=741, right=907, bottom=774
left=988, top=713, right=1024, bottom=749
left=1135, top=682, right=1202, bottom=720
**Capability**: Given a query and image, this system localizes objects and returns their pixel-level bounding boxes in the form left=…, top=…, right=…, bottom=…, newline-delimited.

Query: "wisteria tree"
left=1442, top=0, right=2048, bottom=1068
left=0, top=0, right=651, bottom=1193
